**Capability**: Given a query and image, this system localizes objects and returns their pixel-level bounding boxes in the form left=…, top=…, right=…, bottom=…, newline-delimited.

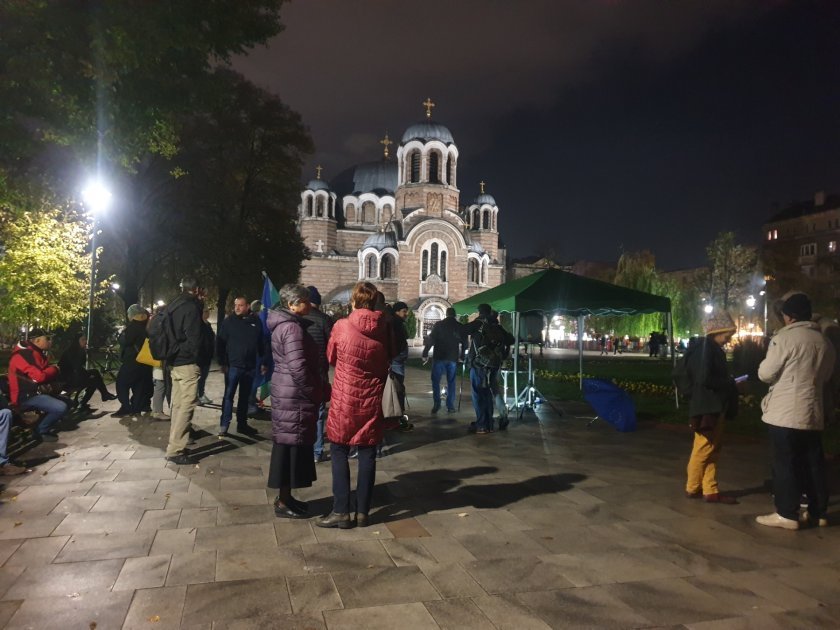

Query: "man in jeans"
left=7, top=328, right=67, bottom=442
left=422, top=307, right=464, bottom=414
left=0, top=394, right=28, bottom=475
left=164, top=277, right=204, bottom=465
left=217, top=296, right=263, bottom=437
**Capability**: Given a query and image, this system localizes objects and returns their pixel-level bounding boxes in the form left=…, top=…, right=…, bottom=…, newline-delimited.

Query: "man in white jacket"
left=756, top=292, right=836, bottom=530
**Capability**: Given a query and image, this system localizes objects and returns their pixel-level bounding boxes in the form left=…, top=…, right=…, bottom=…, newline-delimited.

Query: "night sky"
left=234, top=1, right=840, bottom=270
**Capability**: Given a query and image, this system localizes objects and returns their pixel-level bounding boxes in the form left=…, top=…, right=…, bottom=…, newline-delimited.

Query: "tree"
left=0, top=203, right=103, bottom=329
left=174, top=69, right=313, bottom=324
left=699, top=232, right=756, bottom=312
left=609, top=250, right=666, bottom=339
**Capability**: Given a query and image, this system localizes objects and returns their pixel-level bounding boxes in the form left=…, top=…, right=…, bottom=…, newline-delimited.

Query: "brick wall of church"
left=299, top=256, right=359, bottom=301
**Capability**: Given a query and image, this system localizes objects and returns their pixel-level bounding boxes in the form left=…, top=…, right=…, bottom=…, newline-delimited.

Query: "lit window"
left=767, top=231, right=772, bottom=241
left=829, top=241, right=837, bottom=253
left=773, top=229, right=778, bottom=239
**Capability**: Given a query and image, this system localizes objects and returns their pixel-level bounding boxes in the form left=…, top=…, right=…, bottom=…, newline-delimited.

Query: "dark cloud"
left=234, top=1, right=840, bottom=268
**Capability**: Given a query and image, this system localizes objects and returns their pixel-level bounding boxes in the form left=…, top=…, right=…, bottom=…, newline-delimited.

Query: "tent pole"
left=512, top=312, right=520, bottom=409
left=577, top=315, right=584, bottom=390
left=668, top=310, right=678, bottom=409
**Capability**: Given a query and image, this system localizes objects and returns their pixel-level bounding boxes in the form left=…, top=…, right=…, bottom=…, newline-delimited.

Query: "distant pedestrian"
left=756, top=293, right=835, bottom=530
left=422, top=307, right=464, bottom=414
left=674, top=311, right=739, bottom=504
left=318, top=282, right=393, bottom=529
left=162, top=277, right=204, bottom=465
left=217, top=296, right=263, bottom=437
left=266, top=284, right=323, bottom=519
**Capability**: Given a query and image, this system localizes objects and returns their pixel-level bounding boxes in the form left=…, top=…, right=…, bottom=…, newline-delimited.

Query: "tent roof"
left=452, top=269, right=671, bottom=316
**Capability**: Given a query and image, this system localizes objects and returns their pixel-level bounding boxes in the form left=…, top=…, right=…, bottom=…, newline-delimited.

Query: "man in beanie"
left=675, top=310, right=739, bottom=504
left=303, top=286, right=333, bottom=462
left=112, top=305, right=151, bottom=418
left=756, top=292, right=835, bottom=530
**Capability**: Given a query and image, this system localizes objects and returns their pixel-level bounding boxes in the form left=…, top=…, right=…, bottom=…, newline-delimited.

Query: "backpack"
left=472, top=321, right=508, bottom=369
left=148, top=306, right=179, bottom=361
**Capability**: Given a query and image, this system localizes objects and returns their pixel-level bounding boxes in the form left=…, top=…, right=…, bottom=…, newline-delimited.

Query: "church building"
left=297, top=99, right=507, bottom=339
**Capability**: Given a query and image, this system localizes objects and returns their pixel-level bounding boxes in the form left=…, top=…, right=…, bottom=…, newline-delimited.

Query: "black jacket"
left=58, top=341, right=87, bottom=386
left=303, top=307, right=333, bottom=381
left=463, top=317, right=515, bottom=367
left=217, top=312, right=263, bottom=369
left=119, top=320, right=148, bottom=363
left=198, top=321, right=215, bottom=367
left=673, top=336, right=737, bottom=419
left=167, top=293, right=204, bottom=367
left=422, top=316, right=465, bottom=362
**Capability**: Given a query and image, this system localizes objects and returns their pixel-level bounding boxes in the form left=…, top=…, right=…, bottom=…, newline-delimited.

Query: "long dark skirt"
left=267, top=442, right=316, bottom=489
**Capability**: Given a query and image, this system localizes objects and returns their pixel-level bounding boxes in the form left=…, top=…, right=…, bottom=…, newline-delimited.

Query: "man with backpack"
left=150, top=277, right=204, bottom=465
left=463, top=303, right=514, bottom=434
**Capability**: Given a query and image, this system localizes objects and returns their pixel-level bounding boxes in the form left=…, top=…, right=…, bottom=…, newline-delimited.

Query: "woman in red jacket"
left=317, top=282, right=393, bottom=529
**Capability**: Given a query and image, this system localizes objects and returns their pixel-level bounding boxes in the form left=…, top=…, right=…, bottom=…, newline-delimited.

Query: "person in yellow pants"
left=673, top=311, right=739, bottom=504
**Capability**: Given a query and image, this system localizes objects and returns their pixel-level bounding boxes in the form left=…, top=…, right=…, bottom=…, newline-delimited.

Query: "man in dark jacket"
left=304, top=286, right=333, bottom=462
left=390, top=301, right=412, bottom=430
left=196, top=307, right=215, bottom=406
left=463, top=303, right=514, bottom=433
left=164, top=277, right=204, bottom=464
left=112, top=304, right=151, bottom=418
left=7, top=328, right=66, bottom=442
left=58, top=334, right=116, bottom=407
left=422, top=307, right=464, bottom=414
left=217, top=296, right=263, bottom=436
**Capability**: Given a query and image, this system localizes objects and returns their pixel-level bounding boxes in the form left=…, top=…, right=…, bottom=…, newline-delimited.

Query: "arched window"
left=381, top=205, right=392, bottom=224
left=345, top=204, right=356, bottom=223
left=316, top=196, right=325, bottom=217
left=428, top=152, right=441, bottom=184
left=363, top=201, right=375, bottom=224
left=422, top=249, right=429, bottom=280
left=468, top=259, right=479, bottom=283
left=365, top=254, right=377, bottom=279
left=306, top=196, right=313, bottom=217
left=445, top=156, right=452, bottom=184
left=448, top=156, right=456, bottom=186
left=380, top=253, right=394, bottom=279
left=482, top=210, right=490, bottom=229
left=481, top=260, right=487, bottom=284
left=440, top=250, right=447, bottom=281
left=422, top=240, right=447, bottom=281
left=329, top=197, right=334, bottom=218
left=472, top=209, right=480, bottom=229
left=410, top=152, right=421, bottom=183
left=430, top=242, right=439, bottom=276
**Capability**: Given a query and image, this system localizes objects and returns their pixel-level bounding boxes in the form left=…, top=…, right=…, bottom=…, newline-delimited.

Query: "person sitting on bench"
left=58, top=334, right=117, bottom=409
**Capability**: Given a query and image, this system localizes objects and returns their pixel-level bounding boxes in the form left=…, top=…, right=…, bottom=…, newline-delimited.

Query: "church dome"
left=362, top=231, right=397, bottom=250
left=306, top=178, right=330, bottom=191
left=331, top=160, right=398, bottom=196
left=475, top=193, right=496, bottom=206
left=401, top=121, right=455, bottom=145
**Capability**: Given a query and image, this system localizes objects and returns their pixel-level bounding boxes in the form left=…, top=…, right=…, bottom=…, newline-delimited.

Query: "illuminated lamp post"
left=82, top=179, right=112, bottom=366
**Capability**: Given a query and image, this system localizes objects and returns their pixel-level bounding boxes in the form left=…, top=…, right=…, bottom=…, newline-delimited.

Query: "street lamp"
left=704, top=304, right=714, bottom=314
left=82, top=179, right=112, bottom=366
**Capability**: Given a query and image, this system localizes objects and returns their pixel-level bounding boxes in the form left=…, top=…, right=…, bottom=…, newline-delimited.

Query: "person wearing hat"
left=677, top=310, right=740, bottom=504
left=7, top=328, right=67, bottom=442
left=303, top=286, right=333, bottom=462
left=756, top=292, right=835, bottom=530
left=112, top=304, right=152, bottom=418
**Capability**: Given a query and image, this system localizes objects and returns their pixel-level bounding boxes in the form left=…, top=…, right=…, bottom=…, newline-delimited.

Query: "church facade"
left=297, top=100, right=507, bottom=338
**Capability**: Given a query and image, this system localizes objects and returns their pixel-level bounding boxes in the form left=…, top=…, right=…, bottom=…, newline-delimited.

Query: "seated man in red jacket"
left=8, top=328, right=67, bottom=442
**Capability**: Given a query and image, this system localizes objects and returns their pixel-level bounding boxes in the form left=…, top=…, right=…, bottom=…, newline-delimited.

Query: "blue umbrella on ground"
left=582, top=378, right=636, bottom=432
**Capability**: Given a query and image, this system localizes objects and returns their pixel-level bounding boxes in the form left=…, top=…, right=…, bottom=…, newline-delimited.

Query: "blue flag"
left=253, top=274, right=279, bottom=391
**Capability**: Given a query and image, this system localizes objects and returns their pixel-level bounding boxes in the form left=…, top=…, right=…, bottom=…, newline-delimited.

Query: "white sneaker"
left=152, top=412, right=170, bottom=421
left=756, top=512, right=799, bottom=530
left=198, top=395, right=212, bottom=405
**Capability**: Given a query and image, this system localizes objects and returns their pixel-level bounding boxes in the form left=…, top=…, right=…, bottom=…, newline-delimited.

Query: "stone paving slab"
left=0, top=364, right=838, bottom=628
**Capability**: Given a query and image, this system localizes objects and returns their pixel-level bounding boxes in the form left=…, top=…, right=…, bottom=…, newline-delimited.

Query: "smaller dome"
left=306, top=179, right=330, bottom=191
left=475, top=193, right=496, bottom=206
left=401, top=121, right=455, bottom=145
left=362, top=231, right=397, bottom=250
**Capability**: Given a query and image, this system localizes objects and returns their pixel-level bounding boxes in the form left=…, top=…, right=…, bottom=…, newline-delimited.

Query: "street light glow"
left=156, top=300, right=165, bottom=307
left=704, top=304, right=714, bottom=314
left=746, top=295, right=756, bottom=308
left=111, top=282, right=120, bottom=291
left=82, top=179, right=112, bottom=215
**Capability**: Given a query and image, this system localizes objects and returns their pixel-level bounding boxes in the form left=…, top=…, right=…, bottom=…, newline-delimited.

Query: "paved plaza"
left=0, top=365, right=839, bottom=629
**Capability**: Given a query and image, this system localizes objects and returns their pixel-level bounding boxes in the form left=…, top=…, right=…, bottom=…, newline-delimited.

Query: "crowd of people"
left=1, top=281, right=837, bottom=533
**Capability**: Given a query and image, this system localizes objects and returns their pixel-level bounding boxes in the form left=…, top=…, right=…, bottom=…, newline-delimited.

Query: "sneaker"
left=198, top=395, right=213, bottom=406
left=110, top=408, right=131, bottom=418
left=0, top=463, right=28, bottom=476
left=476, top=428, right=495, bottom=435
left=446, top=408, right=457, bottom=414
left=101, top=392, right=118, bottom=402
left=218, top=429, right=229, bottom=439
left=152, top=412, right=170, bottom=421
left=800, top=510, right=829, bottom=528
left=37, top=431, right=59, bottom=442
left=166, top=452, right=196, bottom=465
left=756, top=512, right=799, bottom=530
left=237, top=424, right=259, bottom=436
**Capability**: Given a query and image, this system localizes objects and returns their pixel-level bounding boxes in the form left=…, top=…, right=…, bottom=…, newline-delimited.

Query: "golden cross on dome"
left=422, top=97, right=435, bottom=119
left=380, top=133, right=393, bottom=159
left=479, top=181, right=486, bottom=194
left=315, top=164, right=323, bottom=180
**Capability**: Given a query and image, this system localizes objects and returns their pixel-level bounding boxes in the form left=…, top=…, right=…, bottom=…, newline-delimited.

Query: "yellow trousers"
left=686, top=415, right=725, bottom=495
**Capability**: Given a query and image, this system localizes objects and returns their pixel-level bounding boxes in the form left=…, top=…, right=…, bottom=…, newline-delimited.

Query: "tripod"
left=515, top=343, right=558, bottom=420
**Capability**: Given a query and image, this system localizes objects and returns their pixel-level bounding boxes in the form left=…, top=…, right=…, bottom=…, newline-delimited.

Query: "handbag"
left=135, top=338, right=162, bottom=368
left=382, top=372, right=404, bottom=428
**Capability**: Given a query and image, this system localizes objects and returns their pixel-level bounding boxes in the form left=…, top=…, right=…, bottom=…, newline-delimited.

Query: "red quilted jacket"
left=326, top=308, right=393, bottom=446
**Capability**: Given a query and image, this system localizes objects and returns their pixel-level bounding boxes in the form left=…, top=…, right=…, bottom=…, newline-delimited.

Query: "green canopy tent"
left=451, top=268, right=673, bottom=411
